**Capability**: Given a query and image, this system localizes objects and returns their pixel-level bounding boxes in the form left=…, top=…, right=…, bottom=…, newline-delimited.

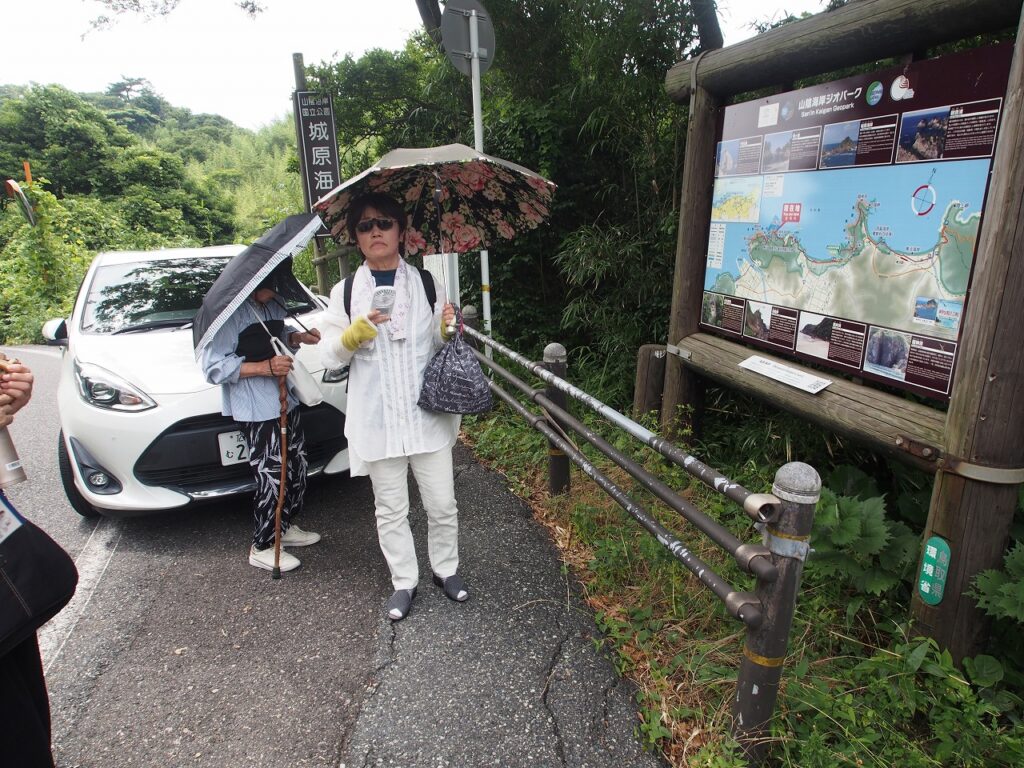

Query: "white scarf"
left=350, top=259, right=412, bottom=341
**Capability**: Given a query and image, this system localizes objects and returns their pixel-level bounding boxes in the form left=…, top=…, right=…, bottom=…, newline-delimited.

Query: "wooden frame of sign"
left=661, top=0, right=1024, bottom=661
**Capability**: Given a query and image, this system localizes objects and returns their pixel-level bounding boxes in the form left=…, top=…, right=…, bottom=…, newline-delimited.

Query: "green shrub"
left=971, top=541, right=1024, bottom=623
left=807, top=466, right=919, bottom=597
left=777, top=635, right=1024, bottom=767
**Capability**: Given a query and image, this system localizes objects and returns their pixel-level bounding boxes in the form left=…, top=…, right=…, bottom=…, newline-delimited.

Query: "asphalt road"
left=4, top=345, right=665, bottom=768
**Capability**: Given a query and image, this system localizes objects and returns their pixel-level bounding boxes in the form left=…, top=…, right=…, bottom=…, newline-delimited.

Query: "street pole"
left=470, top=10, right=493, bottom=358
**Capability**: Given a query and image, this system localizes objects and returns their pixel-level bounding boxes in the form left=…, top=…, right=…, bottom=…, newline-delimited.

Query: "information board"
left=700, top=44, right=1013, bottom=399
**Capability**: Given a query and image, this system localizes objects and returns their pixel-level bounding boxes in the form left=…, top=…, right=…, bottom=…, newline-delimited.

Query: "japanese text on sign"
left=294, top=91, right=341, bottom=215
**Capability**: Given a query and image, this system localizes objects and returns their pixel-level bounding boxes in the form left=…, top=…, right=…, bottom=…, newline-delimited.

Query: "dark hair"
left=255, top=259, right=290, bottom=292
left=346, top=192, right=407, bottom=249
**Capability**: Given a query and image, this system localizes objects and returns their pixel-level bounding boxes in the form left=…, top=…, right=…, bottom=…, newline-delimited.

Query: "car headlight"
left=322, top=365, right=349, bottom=384
left=74, top=360, right=156, bottom=411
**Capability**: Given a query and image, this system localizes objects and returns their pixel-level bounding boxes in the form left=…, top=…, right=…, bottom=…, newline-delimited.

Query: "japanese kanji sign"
left=917, top=535, right=951, bottom=606
left=294, top=91, right=340, bottom=233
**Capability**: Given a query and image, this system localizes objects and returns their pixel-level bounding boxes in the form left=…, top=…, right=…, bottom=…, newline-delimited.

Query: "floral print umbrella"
left=312, top=143, right=555, bottom=256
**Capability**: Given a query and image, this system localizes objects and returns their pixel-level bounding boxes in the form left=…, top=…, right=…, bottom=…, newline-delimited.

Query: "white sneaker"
left=249, top=545, right=300, bottom=572
left=281, top=525, right=321, bottom=547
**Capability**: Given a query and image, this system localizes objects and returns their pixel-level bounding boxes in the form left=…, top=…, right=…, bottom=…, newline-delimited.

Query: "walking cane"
left=271, top=372, right=288, bottom=579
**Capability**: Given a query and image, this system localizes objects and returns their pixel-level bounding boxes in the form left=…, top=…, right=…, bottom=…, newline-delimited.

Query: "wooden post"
left=292, top=53, right=331, bottom=296
left=911, top=13, right=1024, bottom=661
left=661, top=84, right=720, bottom=438
left=664, top=0, right=1022, bottom=104
left=633, top=344, right=667, bottom=419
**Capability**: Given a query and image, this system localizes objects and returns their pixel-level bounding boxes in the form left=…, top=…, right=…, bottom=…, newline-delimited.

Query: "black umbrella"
left=192, top=213, right=323, bottom=356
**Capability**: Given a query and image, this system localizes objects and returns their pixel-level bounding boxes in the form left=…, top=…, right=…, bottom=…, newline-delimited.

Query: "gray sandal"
left=386, top=587, right=416, bottom=621
left=432, top=573, right=469, bottom=602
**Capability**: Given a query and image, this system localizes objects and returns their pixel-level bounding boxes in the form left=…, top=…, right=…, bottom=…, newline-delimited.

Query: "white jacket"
left=318, top=260, right=459, bottom=476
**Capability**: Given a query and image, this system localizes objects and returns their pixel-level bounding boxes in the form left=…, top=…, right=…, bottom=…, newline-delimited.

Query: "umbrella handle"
left=271, top=374, right=288, bottom=580
left=446, top=305, right=462, bottom=337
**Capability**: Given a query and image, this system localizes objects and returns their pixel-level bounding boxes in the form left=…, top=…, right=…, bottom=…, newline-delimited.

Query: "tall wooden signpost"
left=661, top=0, right=1024, bottom=662
left=292, top=53, right=342, bottom=295
left=917, top=26, right=1024, bottom=651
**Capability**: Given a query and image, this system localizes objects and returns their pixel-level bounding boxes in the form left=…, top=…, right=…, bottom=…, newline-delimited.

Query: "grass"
left=460, top=385, right=1024, bottom=767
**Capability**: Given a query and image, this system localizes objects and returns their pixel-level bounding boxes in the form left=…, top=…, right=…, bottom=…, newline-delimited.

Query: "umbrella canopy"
left=192, top=213, right=323, bottom=356
left=313, top=143, right=555, bottom=256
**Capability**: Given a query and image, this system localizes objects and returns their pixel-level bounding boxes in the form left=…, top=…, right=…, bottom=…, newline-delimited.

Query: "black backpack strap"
left=416, top=266, right=437, bottom=312
left=344, top=266, right=435, bottom=318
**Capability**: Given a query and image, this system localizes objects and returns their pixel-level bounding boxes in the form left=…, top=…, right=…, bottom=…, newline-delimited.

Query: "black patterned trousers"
left=241, top=407, right=308, bottom=550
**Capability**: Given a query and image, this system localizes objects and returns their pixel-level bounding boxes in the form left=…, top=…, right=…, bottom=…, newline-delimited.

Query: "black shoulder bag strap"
left=417, top=266, right=437, bottom=311
left=343, top=275, right=353, bottom=319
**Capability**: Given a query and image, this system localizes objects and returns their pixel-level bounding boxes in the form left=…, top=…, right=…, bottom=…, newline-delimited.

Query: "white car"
left=42, top=245, right=349, bottom=517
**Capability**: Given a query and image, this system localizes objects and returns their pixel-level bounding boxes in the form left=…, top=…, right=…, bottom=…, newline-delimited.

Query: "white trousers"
left=366, top=447, right=459, bottom=590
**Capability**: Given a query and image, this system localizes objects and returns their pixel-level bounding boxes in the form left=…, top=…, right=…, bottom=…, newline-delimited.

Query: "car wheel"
left=58, top=431, right=100, bottom=518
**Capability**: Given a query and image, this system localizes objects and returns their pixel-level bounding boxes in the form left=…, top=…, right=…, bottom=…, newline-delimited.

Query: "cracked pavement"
left=338, top=444, right=665, bottom=768
left=22, top=350, right=665, bottom=768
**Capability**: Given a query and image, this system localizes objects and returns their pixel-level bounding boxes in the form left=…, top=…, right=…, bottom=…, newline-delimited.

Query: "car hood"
left=72, top=319, right=328, bottom=396
left=73, top=329, right=216, bottom=395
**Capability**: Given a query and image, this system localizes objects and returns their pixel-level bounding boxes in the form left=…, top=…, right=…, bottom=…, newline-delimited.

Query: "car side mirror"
left=41, top=317, right=69, bottom=346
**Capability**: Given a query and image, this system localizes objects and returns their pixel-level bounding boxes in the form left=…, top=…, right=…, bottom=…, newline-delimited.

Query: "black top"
left=236, top=320, right=283, bottom=362
left=370, top=268, right=397, bottom=287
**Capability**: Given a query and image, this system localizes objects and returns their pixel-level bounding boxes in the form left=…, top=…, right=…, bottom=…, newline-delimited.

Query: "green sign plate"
left=917, top=535, right=951, bottom=606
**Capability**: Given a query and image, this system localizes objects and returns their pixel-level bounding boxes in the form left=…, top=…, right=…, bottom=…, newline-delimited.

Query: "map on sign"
left=711, top=177, right=763, bottom=222
left=700, top=43, right=1012, bottom=399
left=705, top=160, right=988, bottom=341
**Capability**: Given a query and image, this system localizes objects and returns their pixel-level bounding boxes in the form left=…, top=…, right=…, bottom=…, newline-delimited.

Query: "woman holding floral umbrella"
left=318, top=192, right=463, bottom=622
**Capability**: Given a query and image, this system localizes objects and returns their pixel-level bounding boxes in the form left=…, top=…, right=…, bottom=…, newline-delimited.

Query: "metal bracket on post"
left=895, top=434, right=1024, bottom=484
left=936, top=456, right=1024, bottom=485
left=665, top=343, right=689, bottom=360
left=758, top=523, right=811, bottom=561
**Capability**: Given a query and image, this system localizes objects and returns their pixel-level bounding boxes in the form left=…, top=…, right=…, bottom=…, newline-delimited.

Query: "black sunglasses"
left=355, top=217, right=396, bottom=234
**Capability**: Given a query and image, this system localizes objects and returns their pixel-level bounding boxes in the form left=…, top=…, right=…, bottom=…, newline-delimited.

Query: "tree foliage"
left=0, top=84, right=236, bottom=243
left=6, top=1, right=718, bottom=405
left=304, top=1, right=705, bottom=402
left=0, top=182, right=190, bottom=341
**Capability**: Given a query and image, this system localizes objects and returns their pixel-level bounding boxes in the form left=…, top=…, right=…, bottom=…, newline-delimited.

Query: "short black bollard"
left=543, top=343, right=570, bottom=496
left=461, top=305, right=479, bottom=352
left=462, top=304, right=479, bottom=333
left=733, top=462, right=820, bottom=765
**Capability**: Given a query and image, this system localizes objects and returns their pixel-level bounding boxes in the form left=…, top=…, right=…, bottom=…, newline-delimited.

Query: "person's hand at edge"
left=291, top=328, right=322, bottom=346
left=0, top=355, right=33, bottom=419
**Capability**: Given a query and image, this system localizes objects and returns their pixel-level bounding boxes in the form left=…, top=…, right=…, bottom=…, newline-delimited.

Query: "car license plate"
left=218, top=430, right=249, bottom=466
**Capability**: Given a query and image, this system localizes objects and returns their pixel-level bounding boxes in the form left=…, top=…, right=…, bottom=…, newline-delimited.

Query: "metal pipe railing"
left=475, top=348, right=778, bottom=583
left=487, top=378, right=764, bottom=628
left=465, top=328, right=819, bottom=766
left=464, top=326, right=781, bottom=523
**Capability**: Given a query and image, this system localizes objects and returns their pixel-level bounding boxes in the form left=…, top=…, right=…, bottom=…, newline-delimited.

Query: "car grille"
left=134, top=404, right=346, bottom=493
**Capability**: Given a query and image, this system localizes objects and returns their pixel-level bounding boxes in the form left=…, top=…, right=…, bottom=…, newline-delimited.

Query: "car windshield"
left=79, top=257, right=317, bottom=334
